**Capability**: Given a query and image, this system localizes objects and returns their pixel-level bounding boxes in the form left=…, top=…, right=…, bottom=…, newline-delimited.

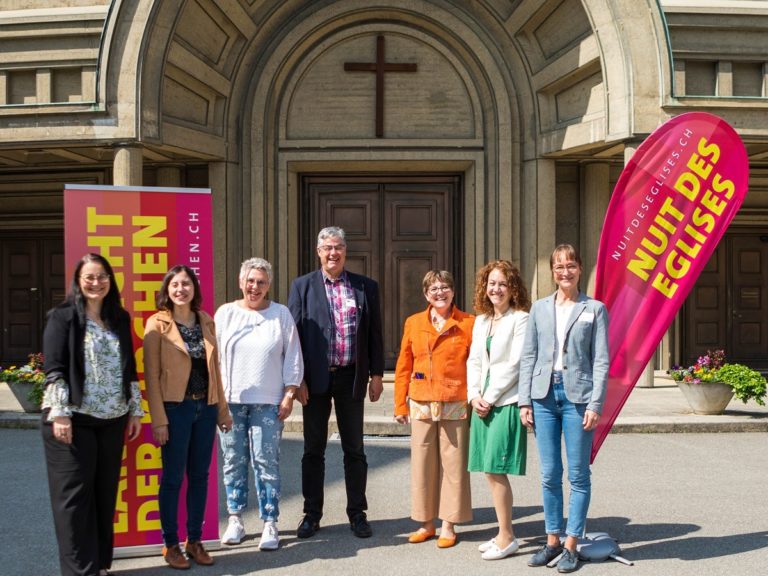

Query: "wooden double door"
left=683, top=231, right=768, bottom=371
left=0, top=234, right=65, bottom=364
left=302, top=175, right=462, bottom=369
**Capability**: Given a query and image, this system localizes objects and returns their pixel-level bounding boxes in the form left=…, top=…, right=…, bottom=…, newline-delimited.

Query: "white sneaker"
left=481, top=538, right=519, bottom=560
left=221, top=515, right=245, bottom=545
left=478, top=538, right=496, bottom=552
left=259, top=521, right=279, bottom=551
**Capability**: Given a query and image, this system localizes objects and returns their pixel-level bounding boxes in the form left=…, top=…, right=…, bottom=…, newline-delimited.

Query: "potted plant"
left=669, top=349, right=767, bottom=415
left=0, top=352, right=45, bottom=413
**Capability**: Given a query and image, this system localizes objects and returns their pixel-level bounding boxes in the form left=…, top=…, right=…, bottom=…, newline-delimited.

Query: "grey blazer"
left=518, top=291, right=609, bottom=414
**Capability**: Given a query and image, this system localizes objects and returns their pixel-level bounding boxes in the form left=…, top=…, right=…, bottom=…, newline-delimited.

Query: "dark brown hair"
left=156, top=265, right=203, bottom=312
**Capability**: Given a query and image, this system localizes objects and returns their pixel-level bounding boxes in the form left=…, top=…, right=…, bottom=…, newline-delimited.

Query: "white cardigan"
left=466, top=309, right=529, bottom=407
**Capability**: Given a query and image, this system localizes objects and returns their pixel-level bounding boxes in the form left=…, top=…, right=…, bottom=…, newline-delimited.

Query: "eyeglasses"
left=246, top=279, right=270, bottom=287
left=318, top=244, right=346, bottom=253
left=80, top=273, right=110, bottom=283
left=553, top=264, right=579, bottom=274
left=427, top=285, right=452, bottom=295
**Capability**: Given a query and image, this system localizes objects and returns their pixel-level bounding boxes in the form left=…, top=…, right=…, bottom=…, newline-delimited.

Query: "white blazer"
left=466, top=309, right=529, bottom=407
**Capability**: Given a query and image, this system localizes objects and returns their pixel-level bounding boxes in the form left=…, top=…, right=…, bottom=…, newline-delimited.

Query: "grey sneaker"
left=557, top=548, right=579, bottom=573
left=528, top=544, right=563, bottom=567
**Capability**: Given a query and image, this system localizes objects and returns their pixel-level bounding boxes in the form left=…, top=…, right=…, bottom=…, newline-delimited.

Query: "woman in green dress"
left=467, top=260, right=530, bottom=560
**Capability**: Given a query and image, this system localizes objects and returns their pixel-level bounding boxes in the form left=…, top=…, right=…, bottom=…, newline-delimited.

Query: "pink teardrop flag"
left=591, top=112, right=749, bottom=462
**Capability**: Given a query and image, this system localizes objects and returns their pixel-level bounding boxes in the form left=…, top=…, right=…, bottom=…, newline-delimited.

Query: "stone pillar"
left=209, top=161, right=228, bottom=305
left=624, top=142, right=656, bottom=388
left=156, top=165, right=182, bottom=188
left=523, top=158, right=556, bottom=300
left=582, top=162, right=610, bottom=296
left=113, top=145, right=143, bottom=186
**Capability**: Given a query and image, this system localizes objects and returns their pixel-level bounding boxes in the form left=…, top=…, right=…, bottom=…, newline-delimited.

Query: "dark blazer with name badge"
left=288, top=269, right=384, bottom=401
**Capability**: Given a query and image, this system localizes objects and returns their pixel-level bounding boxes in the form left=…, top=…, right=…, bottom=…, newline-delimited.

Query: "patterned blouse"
left=43, top=318, right=144, bottom=420
left=176, top=319, right=209, bottom=397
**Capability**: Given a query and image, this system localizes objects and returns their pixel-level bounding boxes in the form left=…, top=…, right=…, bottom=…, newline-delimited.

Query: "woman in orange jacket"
left=394, top=270, right=475, bottom=548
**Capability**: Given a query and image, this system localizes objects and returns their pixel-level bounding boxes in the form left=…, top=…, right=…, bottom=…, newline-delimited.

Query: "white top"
left=554, top=301, right=574, bottom=371
left=215, top=301, right=304, bottom=405
left=466, top=309, right=529, bottom=407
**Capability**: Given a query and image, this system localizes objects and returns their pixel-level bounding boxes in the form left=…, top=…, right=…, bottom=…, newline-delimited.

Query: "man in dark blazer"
left=288, top=226, right=384, bottom=539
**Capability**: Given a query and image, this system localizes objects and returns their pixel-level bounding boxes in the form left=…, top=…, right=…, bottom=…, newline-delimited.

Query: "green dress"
left=468, top=335, right=527, bottom=475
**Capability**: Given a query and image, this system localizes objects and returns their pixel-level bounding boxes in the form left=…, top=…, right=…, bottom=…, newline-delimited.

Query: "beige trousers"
left=409, top=417, right=472, bottom=523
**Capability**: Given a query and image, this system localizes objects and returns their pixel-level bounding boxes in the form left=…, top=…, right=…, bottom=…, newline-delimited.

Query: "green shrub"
left=716, top=363, right=767, bottom=406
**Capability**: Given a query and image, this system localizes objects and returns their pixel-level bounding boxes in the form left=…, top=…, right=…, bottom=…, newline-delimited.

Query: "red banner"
left=64, top=184, right=216, bottom=554
left=591, top=113, right=749, bottom=461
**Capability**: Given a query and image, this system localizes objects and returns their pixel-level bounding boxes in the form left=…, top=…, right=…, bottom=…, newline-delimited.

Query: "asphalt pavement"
left=1, top=377, right=767, bottom=575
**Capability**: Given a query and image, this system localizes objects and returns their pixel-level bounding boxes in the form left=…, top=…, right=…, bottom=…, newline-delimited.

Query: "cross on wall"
left=344, top=35, right=418, bottom=138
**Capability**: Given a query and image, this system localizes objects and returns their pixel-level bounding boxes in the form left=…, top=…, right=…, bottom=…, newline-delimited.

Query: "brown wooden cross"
left=344, top=35, right=418, bottom=138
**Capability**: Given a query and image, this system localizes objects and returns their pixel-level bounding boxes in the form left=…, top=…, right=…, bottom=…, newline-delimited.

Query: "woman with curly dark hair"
left=466, top=260, right=530, bottom=560
left=42, top=253, right=144, bottom=576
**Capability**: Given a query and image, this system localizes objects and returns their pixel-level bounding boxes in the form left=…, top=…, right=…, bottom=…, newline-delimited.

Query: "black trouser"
left=302, top=367, right=368, bottom=521
left=42, top=412, right=127, bottom=576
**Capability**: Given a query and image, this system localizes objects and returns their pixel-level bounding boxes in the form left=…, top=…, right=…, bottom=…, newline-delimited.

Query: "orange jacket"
left=394, top=305, right=475, bottom=416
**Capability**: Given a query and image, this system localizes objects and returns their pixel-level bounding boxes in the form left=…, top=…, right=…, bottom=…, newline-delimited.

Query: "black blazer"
left=43, top=303, right=138, bottom=408
left=288, top=269, right=384, bottom=401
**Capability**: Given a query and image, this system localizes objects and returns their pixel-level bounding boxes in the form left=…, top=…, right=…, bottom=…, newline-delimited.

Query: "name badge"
left=579, top=311, right=595, bottom=323
left=345, top=298, right=357, bottom=309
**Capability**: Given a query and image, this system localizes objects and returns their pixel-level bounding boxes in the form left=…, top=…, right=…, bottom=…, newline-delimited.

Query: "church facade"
left=1, top=0, right=767, bottom=371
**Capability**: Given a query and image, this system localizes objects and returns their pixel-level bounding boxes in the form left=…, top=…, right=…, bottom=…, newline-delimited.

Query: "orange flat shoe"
left=436, top=534, right=457, bottom=548
left=408, top=529, right=436, bottom=543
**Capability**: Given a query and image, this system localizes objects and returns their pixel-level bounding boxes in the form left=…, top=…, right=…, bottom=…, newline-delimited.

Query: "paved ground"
left=1, top=428, right=766, bottom=576
left=1, top=378, right=767, bottom=575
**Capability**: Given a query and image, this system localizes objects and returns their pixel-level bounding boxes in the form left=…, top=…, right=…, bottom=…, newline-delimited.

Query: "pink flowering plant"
left=670, top=349, right=766, bottom=406
left=669, top=349, right=725, bottom=384
left=0, top=352, right=46, bottom=406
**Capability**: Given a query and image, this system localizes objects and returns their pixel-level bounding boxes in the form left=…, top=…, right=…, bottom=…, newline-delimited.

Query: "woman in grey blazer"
left=518, top=245, right=609, bottom=574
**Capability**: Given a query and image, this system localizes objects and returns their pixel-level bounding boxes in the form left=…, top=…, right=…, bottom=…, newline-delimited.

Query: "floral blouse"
left=176, top=320, right=208, bottom=397
left=43, top=318, right=144, bottom=420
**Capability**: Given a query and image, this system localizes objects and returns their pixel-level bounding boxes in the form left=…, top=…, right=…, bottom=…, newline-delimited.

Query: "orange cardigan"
left=394, top=305, right=475, bottom=416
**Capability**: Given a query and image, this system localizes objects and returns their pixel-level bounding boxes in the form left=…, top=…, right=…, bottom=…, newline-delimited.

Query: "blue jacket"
left=518, top=292, right=609, bottom=414
left=288, top=269, right=384, bottom=401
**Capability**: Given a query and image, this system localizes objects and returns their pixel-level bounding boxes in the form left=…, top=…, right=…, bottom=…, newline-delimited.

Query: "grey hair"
left=239, top=257, right=272, bottom=283
left=316, top=226, right=346, bottom=247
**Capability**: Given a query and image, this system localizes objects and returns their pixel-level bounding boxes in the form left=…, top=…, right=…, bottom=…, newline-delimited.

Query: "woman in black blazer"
left=42, top=253, right=143, bottom=576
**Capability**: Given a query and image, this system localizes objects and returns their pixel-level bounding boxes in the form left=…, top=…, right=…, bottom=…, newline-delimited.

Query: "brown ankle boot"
left=185, top=540, right=214, bottom=565
left=162, top=544, right=191, bottom=570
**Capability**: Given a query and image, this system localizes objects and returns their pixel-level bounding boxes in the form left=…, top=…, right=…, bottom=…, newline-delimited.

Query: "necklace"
left=431, top=312, right=447, bottom=331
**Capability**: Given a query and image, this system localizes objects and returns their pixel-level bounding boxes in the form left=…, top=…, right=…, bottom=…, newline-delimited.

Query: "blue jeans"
left=159, top=399, right=218, bottom=546
left=219, top=403, right=284, bottom=521
left=533, top=374, right=593, bottom=538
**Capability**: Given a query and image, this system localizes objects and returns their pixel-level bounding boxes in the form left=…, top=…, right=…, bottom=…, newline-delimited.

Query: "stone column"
left=156, top=165, right=182, bottom=188
left=522, top=158, right=556, bottom=300
left=113, top=145, right=143, bottom=186
left=582, top=162, right=610, bottom=296
left=209, top=161, right=228, bottom=305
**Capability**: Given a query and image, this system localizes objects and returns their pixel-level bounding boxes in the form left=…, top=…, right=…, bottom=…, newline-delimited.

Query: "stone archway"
left=133, top=0, right=672, bottom=300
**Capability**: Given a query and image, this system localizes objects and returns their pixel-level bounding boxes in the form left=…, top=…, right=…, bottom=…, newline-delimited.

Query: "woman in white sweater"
left=215, top=257, right=304, bottom=550
left=466, top=260, right=530, bottom=560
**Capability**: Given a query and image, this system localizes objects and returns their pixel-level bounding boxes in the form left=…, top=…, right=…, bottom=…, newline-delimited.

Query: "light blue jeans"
left=532, top=373, right=593, bottom=538
left=219, top=403, right=283, bottom=521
